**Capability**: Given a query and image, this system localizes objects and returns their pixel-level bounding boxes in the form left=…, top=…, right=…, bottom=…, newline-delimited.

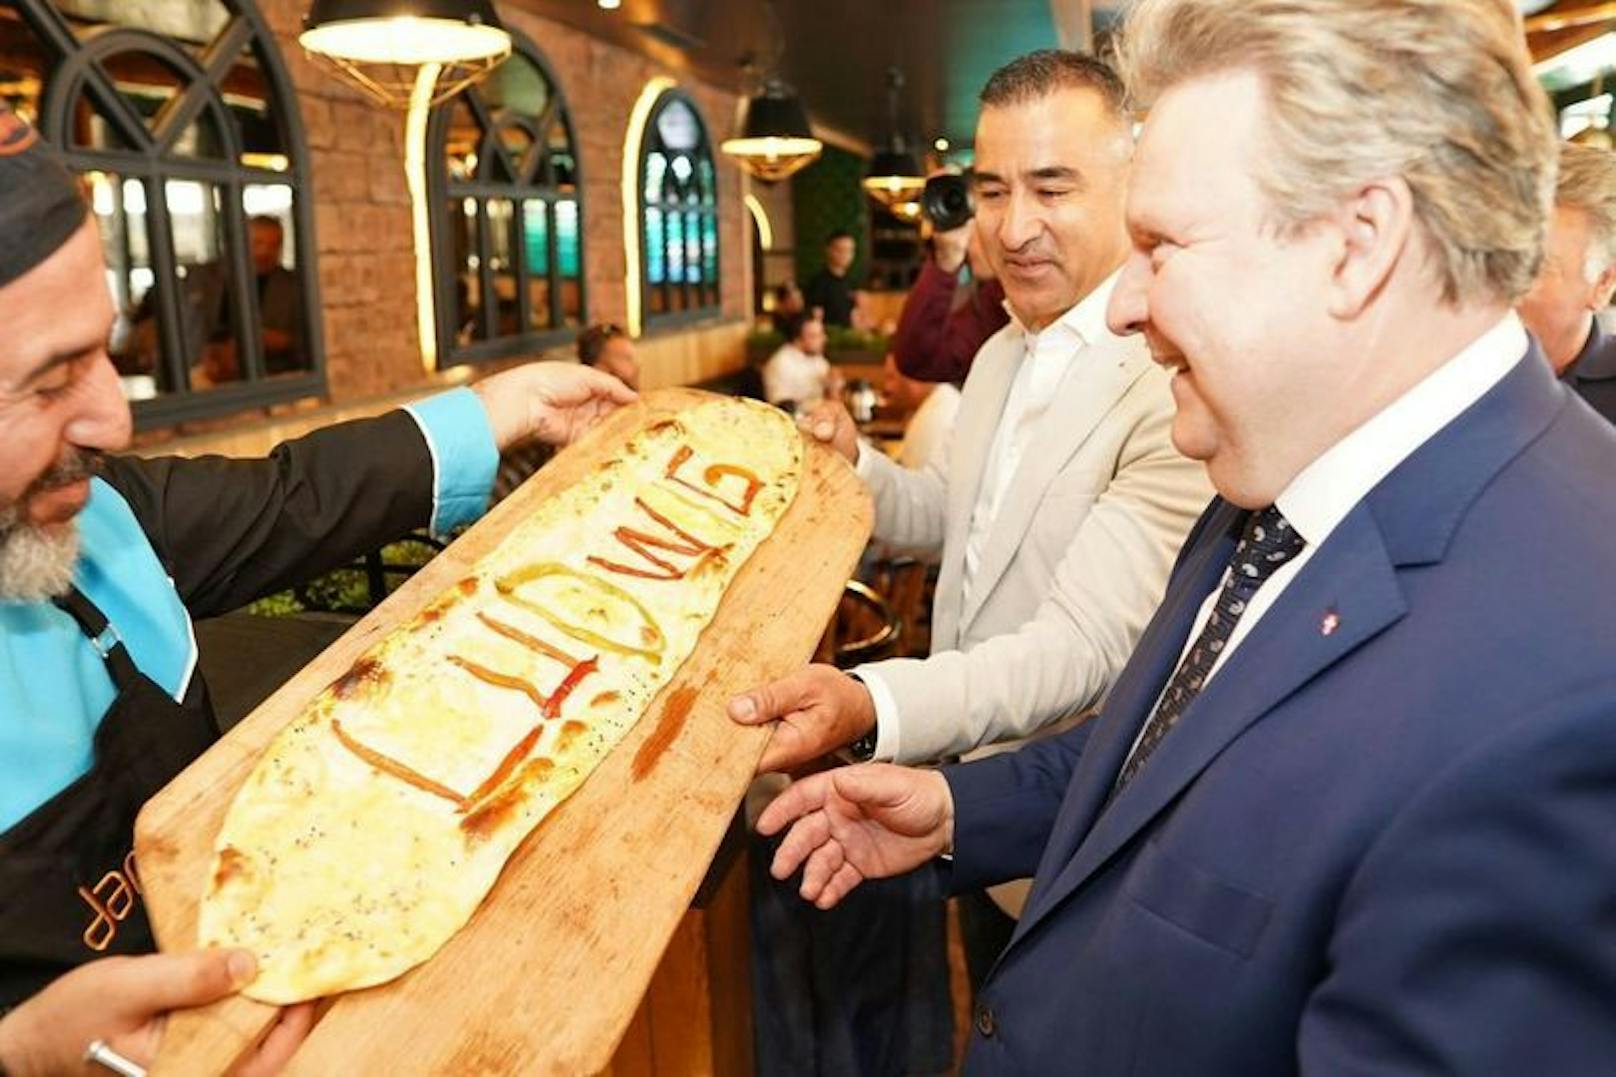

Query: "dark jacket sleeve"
left=102, top=410, right=436, bottom=618
left=891, top=260, right=1009, bottom=384
left=942, top=721, right=1096, bottom=892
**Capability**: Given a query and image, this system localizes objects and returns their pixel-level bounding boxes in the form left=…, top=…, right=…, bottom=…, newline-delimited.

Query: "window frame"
left=637, top=88, right=722, bottom=333
left=425, top=34, right=587, bottom=367
left=15, top=0, right=325, bottom=430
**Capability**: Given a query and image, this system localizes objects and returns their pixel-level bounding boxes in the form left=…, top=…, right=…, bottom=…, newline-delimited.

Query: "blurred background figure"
left=764, top=312, right=843, bottom=410
left=892, top=201, right=1009, bottom=385
left=881, top=353, right=960, bottom=470
left=248, top=215, right=306, bottom=375
left=769, top=281, right=806, bottom=336
left=803, top=230, right=860, bottom=327
left=577, top=322, right=641, bottom=391
left=1518, top=142, right=1616, bottom=423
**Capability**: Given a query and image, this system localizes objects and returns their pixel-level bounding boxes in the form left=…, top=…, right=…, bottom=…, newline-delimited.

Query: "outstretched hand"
left=757, top=764, right=954, bottom=908
left=474, top=361, right=639, bottom=450
left=0, top=950, right=315, bottom=1077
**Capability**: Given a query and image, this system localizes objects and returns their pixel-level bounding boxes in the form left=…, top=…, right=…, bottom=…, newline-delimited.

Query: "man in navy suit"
left=756, top=0, right=1616, bottom=1072
left=1519, top=141, right=1616, bottom=423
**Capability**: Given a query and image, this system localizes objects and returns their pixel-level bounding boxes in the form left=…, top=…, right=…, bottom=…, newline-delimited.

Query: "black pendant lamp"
left=722, top=77, right=823, bottom=182
left=863, top=68, right=924, bottom=209
left=300, top=0, right=512, bottom=107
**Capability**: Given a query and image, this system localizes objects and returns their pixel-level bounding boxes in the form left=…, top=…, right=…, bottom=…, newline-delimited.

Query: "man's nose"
left=997, top=189, right=1045, bottom=253
left=62, top=353, right=133, bottom=453
left=1107, top=249, right=1151, bottom=337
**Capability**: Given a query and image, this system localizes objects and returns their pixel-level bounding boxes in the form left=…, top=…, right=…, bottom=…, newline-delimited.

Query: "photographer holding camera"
left=890, top=170, right=1009, bottom=384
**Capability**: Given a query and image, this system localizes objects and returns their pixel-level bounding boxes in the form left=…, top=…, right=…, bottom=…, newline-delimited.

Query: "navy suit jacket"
left=1564, top=316, right=1616, bottom=425
left=944, top=348, right=1616, bottom=1075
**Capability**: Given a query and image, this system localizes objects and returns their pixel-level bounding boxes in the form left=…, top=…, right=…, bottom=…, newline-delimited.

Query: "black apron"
left=0, top=587, right=217, bottom=1007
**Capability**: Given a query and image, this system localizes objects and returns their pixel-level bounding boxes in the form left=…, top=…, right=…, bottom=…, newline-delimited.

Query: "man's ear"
left=1587, top=259, right=1616, bottom=312
left=1325, top=176, right=1416, bottom=321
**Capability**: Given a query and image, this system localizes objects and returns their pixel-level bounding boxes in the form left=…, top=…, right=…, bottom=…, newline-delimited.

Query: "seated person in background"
left=576, top=322, right=641, bottom=390
left=248, top=216, right=306, bottom=375
left=1517, top=141, right=1616, bottom=423
left=882, top=352, right=961, bottom=470
left=892, top=211, right=1009, bottom=384
left=769, top=281, right=805, bottom=336
left=190, top=329, right=241, bottom=392
left=493, top=323, right=642, bottom=502
left=763, top=312, right=843, bottom=410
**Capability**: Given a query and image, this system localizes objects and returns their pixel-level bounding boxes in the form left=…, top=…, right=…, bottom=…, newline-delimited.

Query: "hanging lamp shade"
left=863, top=143, right=925, bottom=208
left=299, top=0, right=512, bottom=108
left=722, top=79, right=822, bottom=182
left=864, top=67, right=924, bottom=208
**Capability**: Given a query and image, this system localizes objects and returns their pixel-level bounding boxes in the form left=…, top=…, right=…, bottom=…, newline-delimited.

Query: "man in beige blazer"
left=732, top=54, right=1206, bottom=797
left=733, top=51, right=1210, bottom=1008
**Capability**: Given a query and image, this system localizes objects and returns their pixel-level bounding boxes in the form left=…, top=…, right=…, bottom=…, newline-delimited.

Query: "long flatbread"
left=197, top=398, right=803, bottom=1003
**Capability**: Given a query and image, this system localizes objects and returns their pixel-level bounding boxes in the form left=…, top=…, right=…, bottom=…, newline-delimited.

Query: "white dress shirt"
left=855, top=272, right=1123, bottom=760
left=763, top=343, right=832, bottom=407
left=1119, top=312, right=1530, bottom=769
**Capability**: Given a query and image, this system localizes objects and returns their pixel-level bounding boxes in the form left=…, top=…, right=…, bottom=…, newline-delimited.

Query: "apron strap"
left=52, top=586, right=141, bottom=690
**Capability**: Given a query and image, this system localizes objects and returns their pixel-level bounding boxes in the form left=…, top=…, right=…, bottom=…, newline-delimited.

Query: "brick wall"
left=155, top=0, right=753, bottom=443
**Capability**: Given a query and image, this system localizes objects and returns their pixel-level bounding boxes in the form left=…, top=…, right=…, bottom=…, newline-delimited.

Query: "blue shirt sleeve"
left=402, top=387, right=499, bottom=537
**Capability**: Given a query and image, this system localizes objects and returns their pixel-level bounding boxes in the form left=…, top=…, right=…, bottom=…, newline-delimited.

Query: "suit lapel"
left=959, top=338, right=1151, bottom=631
left=1014, top=504, right=1408, bottom=942
left=1004, top=344, right=1568, bottom=951
left=934, top=336, right=1021, bottom=647
left=1011, top=504, right=1242, bottom=928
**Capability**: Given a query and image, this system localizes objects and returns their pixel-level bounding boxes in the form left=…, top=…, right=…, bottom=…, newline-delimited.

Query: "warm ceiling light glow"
left=598, top=0, right=621, bottom=8
left=720, top=135, right=822, bottom=181
left=862, top=172, right=925, bottom=209
left=623, top=76, right=678, bottom=338
left=744, top=193, right=774, bottom=250
left=933, top=137, right=949, bottom=152
left=722, top=80, right=822, bottom=182
left=406, top=62, right=443, bottom=372
left=239, top=151, right=290, bottom=172
left=300, top=17, right=509, bottom=65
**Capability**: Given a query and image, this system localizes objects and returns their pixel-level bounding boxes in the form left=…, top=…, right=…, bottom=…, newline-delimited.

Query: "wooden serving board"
left=134, top=388, right=872, bottom=1075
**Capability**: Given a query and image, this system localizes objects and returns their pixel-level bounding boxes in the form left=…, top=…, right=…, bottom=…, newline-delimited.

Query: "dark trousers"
left=749, top=833, right=955, bottom=1077
left=956, top=888, right=1017, bottom=996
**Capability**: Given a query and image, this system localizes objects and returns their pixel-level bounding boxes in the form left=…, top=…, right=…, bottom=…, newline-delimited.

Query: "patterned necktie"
left=1113, top=506, right=1307, bottom=793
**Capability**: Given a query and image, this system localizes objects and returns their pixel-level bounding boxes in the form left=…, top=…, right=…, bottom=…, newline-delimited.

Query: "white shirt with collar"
left=763, top=342, right=832, bottom=407
left=856, top=272, right=1123, bottom=760
left=1119, top=312, right=1529, bottom=768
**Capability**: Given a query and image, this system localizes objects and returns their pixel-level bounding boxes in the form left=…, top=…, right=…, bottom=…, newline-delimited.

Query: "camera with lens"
left=921, top=171, right=974, bottom=231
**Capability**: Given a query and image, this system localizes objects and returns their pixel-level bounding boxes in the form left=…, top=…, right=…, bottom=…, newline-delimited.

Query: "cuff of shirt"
left=403, top=387, right=499, bottom=538
left=854, top=438, right=880, bottom=479
left=854, top=664, right=903, bottom=762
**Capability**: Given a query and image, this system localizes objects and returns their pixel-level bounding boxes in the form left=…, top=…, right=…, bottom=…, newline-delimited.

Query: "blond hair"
left=1115, top=0, right=1557, bottom=305
left=1554, top=142, right=1616, bottom=280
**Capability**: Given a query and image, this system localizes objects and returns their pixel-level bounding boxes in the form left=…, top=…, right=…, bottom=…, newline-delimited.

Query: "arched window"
left=639, top=90, right=720, bottom=328
left=429, top=37, right=584, bottom=366
left=5, top=0, right=322, bottom=427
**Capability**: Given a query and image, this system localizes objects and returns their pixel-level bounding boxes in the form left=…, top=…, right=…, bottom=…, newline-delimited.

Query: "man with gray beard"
left=0, top=103, right=635, bottom=1077
left=0, top=450, right=95, bottom=603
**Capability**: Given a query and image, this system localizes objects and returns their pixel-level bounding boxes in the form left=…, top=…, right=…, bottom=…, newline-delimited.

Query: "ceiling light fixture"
left=299, top=0, right=511, bottom=108
left=864, top=67, right=924, bottom=209
left=721, top=2, right=822, bottom=182
left=722, top=77, right=822, bottom=182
